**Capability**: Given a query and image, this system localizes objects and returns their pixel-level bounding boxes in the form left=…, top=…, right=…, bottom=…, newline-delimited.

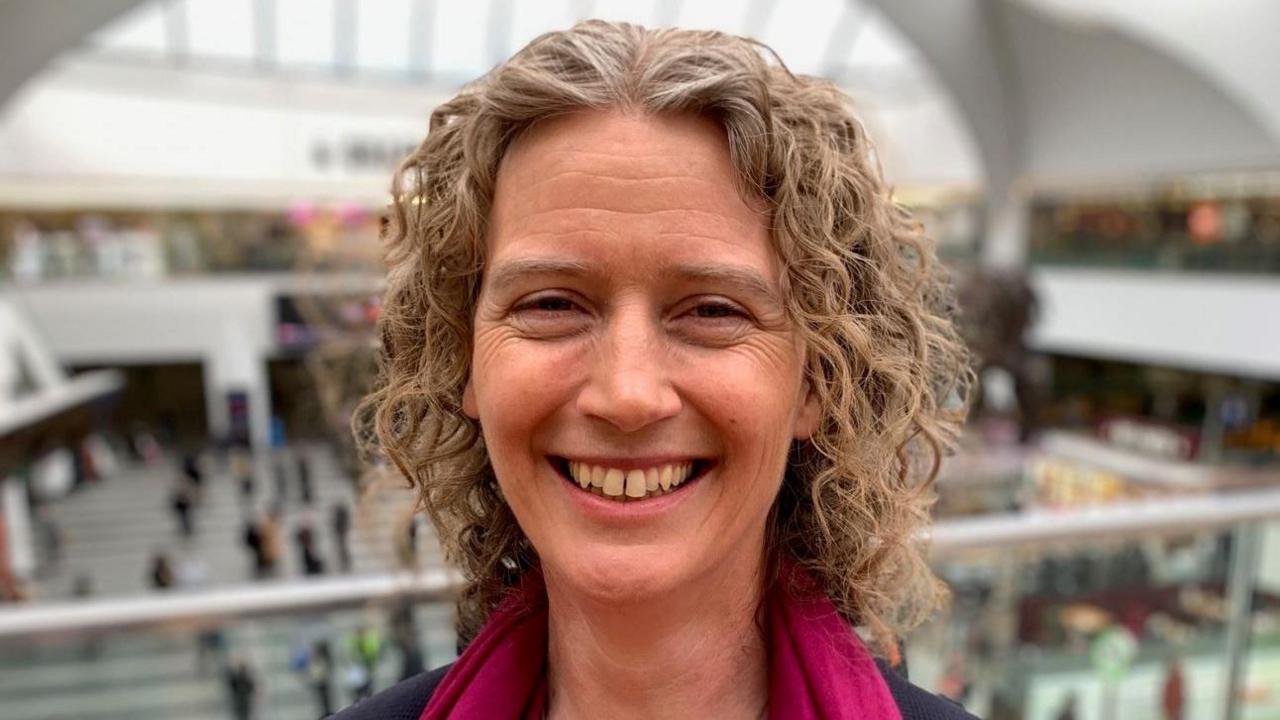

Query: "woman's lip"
left=549, top=455, right=709, bottom=471
left=553, top=461, right=707, bottom=522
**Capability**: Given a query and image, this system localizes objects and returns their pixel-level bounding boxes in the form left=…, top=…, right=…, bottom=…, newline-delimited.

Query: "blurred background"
left=1, top=1, right=1278, bottom=718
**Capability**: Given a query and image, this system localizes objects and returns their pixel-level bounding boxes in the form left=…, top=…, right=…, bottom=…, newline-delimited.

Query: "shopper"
left=296, top=452, right=314, bottom=505
left=347, top=624, right=382, bottom=699
left=71, top=572, right=93, bottom=599
left=33, top=506, right=62, bottom=577
left=395, top=516, right=419, bottom=570
left=195, top=625, right=226, bottom=676
left=176, top=550, right=210, bottom=589
left=231, top=448, right=255, bottom=503
left=343, top=658, right=372, bottom=705
left=224, top=657, right=258, bottom=720
left=937, top=654, right=972, bottom=704
left=272, top=456, right=289, bottom=508
left=181, top=450, right=204, bottom=491
left=148, top=552, right=174, bottom=590
left=1054, top=692, right=1079, bottom=720
left=294, top=516, right=327, bottom=576
left=243, top=513, right=266, bottom=578
left=308, top=640, right=335, bottom=717
left=72, top=573, right=100, bottom=659
left=128, top=423, right=162, bottom=464
left=397, top=634, right=425, bottom=682
left=260, top=508, right=284, bottom=577
left=1162, top=656, right=1186, bottom=720
left=243, top=509, right=282, bottom=579
left=169, top=481, right=196, bottom=538
left=390, top=596, right=424, bottom=681
left=330, top=501, right=352, bottom=573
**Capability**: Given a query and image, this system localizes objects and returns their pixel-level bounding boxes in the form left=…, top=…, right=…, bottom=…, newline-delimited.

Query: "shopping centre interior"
left=2, top=1, right=1279, bottom=718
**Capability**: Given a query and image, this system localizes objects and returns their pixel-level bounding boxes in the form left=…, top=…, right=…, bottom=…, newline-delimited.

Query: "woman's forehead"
left=494, top=110, right=764, bottom=218
left=502, top=109, right=730, bottom=175
left=488, top=109, right=774, bottom=274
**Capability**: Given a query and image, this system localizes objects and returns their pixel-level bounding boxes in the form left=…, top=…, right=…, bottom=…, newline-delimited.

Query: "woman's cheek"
left=475, top=332, right=582, bottom=418
left=684, top=343, right=801, bottom=407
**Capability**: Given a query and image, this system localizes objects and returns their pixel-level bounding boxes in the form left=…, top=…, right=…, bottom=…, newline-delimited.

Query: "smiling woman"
left=348, top=20, right=974, bottom=720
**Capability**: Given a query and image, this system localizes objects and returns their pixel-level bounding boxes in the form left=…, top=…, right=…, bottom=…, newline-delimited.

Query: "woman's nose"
left=575, top=311, right=681, bottom=433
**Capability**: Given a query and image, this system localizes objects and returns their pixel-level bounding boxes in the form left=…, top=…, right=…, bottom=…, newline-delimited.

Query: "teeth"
left=603, top=469, right=625, bottom=497
left=625, top=470, right=646, bottom=498
left=672, top=463, right=689, bottom=487
left=564, top=460, right=701, bottom=502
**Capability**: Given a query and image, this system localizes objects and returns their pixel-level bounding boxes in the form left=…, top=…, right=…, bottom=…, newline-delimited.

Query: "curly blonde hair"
left=357, top=20, right=972, bottom=656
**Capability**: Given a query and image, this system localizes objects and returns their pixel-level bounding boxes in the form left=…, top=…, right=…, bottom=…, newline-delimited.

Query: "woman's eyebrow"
left=485, top=258, right=779, bottom=302
left=673, top=263, right=780, bottom=302
left=486, top=258, right=592, bottom=288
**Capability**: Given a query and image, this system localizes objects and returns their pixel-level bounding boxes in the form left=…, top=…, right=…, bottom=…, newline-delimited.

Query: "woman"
left=343, top=20, right=974, bottom=720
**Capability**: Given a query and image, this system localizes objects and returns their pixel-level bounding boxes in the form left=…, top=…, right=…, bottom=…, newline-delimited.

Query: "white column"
left=201, top=359, right=229, bottom=445
left=205, top=320, right=273, bottom=454
left=982, top=183, right=1031, bottom=270
left=1, top=476, right=35, bottom=582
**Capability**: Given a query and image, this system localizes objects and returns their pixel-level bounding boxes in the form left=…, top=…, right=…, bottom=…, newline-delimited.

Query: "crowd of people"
left=15, top=421, right=438, bottom=719
left=159, top=441, right=434, bottom=718
left=146, top=444, right=359, bottom=590
left=220, top=600, right=430, bottom=720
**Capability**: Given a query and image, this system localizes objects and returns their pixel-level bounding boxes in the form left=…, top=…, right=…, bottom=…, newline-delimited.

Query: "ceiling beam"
left=864, top=0, right=1022, bottom=194
left=821, top=1, right=868, bottom=80
left=0, top=0, right=148, bottom=112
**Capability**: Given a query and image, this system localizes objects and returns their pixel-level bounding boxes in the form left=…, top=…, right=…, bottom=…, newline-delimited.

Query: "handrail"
left=929, top=484, right=1280, bottom=556
left=0, top=568, right=462, bottom=640
left=3, top=486, right=1280, bottom=639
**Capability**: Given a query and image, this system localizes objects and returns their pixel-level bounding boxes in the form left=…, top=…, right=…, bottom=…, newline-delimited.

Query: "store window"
left=1029, top=187, right=1280, bottom=274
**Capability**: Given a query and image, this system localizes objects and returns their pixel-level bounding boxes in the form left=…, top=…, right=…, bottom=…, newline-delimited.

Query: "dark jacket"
left=332, top=660, right=978, bottom=719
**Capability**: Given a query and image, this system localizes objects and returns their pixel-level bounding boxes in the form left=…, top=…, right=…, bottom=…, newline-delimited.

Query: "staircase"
left=1, top=442, right=458, bottom=719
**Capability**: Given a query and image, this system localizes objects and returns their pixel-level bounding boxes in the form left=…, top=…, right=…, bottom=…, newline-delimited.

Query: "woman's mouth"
left=548, top=457, right=712, bottom=502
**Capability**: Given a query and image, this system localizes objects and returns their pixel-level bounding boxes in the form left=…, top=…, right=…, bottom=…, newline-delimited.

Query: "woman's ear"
left=793, top=381, right=821, bottom=440
left=462, top=379, right=479, bottom=420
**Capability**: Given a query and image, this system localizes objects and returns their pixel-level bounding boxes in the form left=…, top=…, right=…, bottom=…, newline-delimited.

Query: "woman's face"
left=464, top=110, right=819, bottom=604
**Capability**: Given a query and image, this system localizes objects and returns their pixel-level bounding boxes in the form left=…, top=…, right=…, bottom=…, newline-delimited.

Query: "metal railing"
left=0, top=567, right=461, bottom=639
left=4, top=485, right=1279, bottom=640
left=929, top=484, right=1280, bottom=555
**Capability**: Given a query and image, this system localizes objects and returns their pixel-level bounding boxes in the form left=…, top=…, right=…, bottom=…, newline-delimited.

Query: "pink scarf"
left=420, top=564, right=901, bottom=719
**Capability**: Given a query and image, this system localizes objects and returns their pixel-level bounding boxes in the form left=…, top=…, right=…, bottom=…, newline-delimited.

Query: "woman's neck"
left=544, top=551, right=769, bottom=720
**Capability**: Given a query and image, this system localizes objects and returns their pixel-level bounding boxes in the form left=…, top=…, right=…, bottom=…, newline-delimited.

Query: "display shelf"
left=1039, top=427, right=1269, bottom=489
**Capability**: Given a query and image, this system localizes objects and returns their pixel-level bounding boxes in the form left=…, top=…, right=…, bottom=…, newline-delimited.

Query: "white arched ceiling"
left=1002, top=0, right=1280, bottom=183
left=0, top=0, right=984, bottom=194
left=5, top=0, right=1279, bottom=201
left=862, top=0, right=1021, bottom=196
left=0, top=0, right=144, bottom=111
left=870, top=0, right=1280, bottom=189
left=1022, top=0, right=1280, bottom=149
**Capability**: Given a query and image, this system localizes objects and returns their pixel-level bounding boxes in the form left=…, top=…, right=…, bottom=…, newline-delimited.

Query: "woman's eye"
left=522, top=296, right=576, bottom=313
left=510, top=294, right=589, bottom=337
left=689, top=301, right=747, bottom=320
left=672, top=299, right=753, bottom=345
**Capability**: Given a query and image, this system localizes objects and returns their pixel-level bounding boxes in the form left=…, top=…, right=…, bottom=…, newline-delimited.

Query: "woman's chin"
left=550, top=547, right=691, bottom=606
